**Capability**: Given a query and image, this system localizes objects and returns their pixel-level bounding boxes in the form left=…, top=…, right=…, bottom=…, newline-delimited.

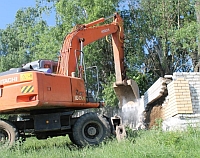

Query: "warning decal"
left=20, top=73, right=33, bottom=81
left=21, top=85, right=34, bottom=93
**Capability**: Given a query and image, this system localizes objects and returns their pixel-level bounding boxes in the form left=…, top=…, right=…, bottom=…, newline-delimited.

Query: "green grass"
left=1, top=126, right=200, bottom=158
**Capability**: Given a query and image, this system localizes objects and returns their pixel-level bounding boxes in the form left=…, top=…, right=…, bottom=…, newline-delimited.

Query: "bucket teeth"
left=116, top=125, right=126, bottom=141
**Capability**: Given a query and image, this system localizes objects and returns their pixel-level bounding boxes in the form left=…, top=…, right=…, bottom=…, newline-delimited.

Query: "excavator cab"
left=85, top=66, right=100, bottom=103
left=22, top=60, right=58, bottom=73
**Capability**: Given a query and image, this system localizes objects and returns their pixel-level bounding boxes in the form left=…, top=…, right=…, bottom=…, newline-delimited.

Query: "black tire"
left=36, top=133, right=47, bottom=140
left=68, top=133, right=76, bottom=144
left=0, top=119, right=19, bottom=149
left=72, top=112, right=111, bottom=147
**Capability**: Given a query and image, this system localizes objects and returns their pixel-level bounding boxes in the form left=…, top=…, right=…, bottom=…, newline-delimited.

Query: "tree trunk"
left=194, top=1, right=200, bottom=72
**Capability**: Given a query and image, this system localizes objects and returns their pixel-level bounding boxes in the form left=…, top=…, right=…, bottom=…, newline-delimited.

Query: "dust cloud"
left=120, top=98, right=145, bottom=129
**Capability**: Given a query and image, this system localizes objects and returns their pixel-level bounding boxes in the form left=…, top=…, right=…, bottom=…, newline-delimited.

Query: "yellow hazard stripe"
left=21, top=85, right=34, bottom=93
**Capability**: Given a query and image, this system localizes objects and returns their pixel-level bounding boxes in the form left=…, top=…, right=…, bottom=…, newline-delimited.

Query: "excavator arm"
left=57, top=13, right=140, bottom=108
left=57, top=13, right=125, bottom=83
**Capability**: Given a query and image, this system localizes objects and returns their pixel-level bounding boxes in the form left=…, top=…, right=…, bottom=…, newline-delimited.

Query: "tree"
left=194, top=0, right=200, bottom=71
left=0, top=4, right=60, bottom=71
left=123, top=0, right=197, bottom=78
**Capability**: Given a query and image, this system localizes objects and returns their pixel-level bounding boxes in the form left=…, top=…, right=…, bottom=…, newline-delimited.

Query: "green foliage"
left=125, top=0, right=197, bottom=77
left=1, top=127, right=200, bottom=158
left=0, top=6, right=60, bottom=71
left=151, top=118, right=163, bottom=131
left=162, top=131, right=182, bottom=147
left=125, top=126, right=139, bottom=143
left=102, top=75, right=118, bottom=106
left=0, top=114, right=9, bottom=119
left=131, top=73, right=150, bottom=95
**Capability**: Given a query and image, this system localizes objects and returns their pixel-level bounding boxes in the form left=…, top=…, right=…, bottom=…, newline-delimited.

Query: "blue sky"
left=0, top=0, right=55, bottom=29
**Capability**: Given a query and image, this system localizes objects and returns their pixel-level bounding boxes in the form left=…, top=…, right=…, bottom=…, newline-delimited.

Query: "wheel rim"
left=0, top=129, right=10, bottom=147
left=82, top=121, right=103, bottom=143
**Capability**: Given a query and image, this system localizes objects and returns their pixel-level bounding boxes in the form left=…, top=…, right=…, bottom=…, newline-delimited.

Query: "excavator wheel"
left=68, top=133, right=76, bottom=144
left=0, top=119, right=19, bottom=149
left=72, top=112, right=111, bottom=147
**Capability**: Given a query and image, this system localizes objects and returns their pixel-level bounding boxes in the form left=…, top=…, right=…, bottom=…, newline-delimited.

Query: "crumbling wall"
left=146, top=105, right=162, bottom=129
left=144, top=72, right=200, bottom=130
left=143, top=77, right=169, bottom=128
left=144, top=77, right=169, bottom=107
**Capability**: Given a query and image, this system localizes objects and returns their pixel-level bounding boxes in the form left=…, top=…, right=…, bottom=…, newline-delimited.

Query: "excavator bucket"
left=113, top=79, right=140, bottom=108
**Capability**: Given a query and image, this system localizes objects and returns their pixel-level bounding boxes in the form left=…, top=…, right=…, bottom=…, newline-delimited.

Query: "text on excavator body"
left=0, top=77, right=18, bottom=85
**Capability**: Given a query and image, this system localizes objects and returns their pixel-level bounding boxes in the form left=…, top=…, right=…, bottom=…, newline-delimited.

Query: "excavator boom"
left=57, top=13, right=140, bottom=107
left=57, top=13, right=125, bottom=80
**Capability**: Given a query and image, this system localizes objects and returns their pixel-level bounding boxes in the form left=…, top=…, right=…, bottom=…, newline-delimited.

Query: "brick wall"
left=162, top=77, right=193, bottom=119
left=173, top=72, right=200, bottom=114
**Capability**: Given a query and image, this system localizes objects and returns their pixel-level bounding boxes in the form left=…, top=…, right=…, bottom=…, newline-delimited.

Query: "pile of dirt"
left=144, top=105, right=162, bottom=129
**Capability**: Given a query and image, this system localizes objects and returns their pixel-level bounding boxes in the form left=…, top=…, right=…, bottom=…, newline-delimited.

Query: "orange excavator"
left=0, top=13, right=139, bottom=148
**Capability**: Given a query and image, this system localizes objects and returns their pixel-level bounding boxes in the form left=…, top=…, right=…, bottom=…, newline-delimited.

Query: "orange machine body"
left=0, top=13, right=137, bottom=148
left=0, top=13, right=125, bottom=114
left=0, top=71, right=100, bottom=113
